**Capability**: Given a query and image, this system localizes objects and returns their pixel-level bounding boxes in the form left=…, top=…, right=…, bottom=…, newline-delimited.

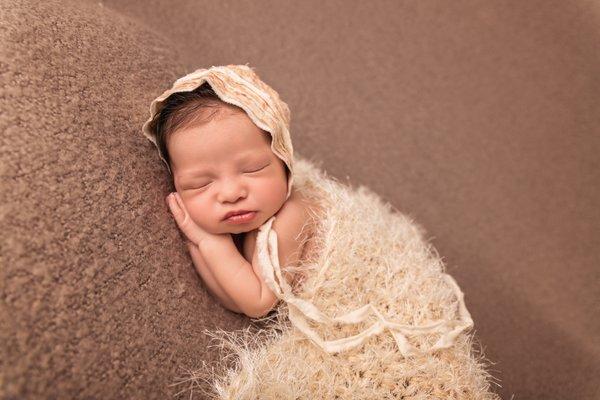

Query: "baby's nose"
left=218, top=182, right=247, bottom=203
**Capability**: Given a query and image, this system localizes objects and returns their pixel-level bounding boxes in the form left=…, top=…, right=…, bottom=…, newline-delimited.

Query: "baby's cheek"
left=196, top=214, right=220, bottom=234
left=263, top=175, right=287, bottom=198
left=186, top=202, right=211, bottom=224
left=256, top=179, right=281, bottom=202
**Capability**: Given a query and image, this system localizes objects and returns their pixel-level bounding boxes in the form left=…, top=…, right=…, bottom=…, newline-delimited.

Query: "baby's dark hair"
left=154, top=82, right=244, bottom=170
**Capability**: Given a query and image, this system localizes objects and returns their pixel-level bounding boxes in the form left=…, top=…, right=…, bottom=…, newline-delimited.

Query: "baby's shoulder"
left=244, top=189, right=319, bottom=260
left=278, top=188, right=321, bottom=253
left=274, top=189, right=320, bottom=237
left=289, top=187, right=321, bottom=215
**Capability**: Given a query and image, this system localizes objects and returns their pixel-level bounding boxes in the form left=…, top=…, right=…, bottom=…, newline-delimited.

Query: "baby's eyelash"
left=192, top=164, right=270, bottom=189
left=245, top=163, right=269, bottom=173
left=247, top=167, right=263, bottom=173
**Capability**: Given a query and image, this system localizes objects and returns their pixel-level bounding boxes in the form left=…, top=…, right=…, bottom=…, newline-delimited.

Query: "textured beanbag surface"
left=0, top=1, right=249, bottom=398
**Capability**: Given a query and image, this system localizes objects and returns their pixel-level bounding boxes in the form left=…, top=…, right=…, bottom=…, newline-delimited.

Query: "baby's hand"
left=166, top=192, right=228, bottom=246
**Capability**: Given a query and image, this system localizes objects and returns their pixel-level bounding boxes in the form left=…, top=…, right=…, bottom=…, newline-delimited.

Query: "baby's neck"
left=231, top=232, right=246, bottom=253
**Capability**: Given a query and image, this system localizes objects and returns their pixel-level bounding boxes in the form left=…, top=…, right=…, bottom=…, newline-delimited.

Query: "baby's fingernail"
left=173, top=192, right=182, bottom=206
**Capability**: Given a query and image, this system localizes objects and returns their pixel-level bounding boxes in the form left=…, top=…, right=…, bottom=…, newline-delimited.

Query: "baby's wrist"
left=198, top=234, right=232, bottom=252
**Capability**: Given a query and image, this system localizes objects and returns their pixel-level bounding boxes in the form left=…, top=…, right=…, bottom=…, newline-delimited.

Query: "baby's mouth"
left=223, top=211, right=257, bottom=224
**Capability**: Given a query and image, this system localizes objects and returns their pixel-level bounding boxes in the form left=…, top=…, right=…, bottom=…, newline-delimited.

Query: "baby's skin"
left=165, top=106, right=311, bottom=318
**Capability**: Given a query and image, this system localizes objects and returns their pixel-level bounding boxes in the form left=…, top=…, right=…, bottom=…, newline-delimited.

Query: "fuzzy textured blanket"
left=196, top=156, right=500, bottom=400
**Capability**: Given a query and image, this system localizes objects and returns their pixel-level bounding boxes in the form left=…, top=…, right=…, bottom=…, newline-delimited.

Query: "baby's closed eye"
left=244, top=162, right=270, bottom=174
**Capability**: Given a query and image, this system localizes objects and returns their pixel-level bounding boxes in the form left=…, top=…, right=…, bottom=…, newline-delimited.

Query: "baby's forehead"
left=170, top=129, right=275, bottom=163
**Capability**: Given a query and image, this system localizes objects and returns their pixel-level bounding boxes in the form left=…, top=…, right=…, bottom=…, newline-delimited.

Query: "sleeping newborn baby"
left=152, top=80, right=313, bottom=319
left=142, top=65, right=500, bottom=399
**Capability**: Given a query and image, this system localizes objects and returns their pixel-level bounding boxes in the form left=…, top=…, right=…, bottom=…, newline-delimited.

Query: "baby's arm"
left=165, top=192, right=261, bottom=316
left=199, top=196, right=310, bottom=318
left=198, top=236, right=266, bottom=318
left=186, top=242, right=243, bottom=314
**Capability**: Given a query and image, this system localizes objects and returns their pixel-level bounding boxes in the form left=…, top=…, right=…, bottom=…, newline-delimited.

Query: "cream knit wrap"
left=142, top=65, right=499, bottom=399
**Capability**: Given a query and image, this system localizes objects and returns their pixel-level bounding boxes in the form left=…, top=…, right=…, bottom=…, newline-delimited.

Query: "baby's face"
left=167, top=108, right=288, bottom=235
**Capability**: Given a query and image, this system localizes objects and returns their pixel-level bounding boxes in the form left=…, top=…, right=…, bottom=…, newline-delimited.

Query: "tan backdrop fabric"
left=2, top=0, right=599, bottom=399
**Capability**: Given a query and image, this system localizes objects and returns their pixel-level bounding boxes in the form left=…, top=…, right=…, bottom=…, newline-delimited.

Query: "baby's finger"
left=166, top=193, right=185, bottom=222
left=168, top=193, right=205, bottom=244
left=173, top=192, right=194, bottom=224
left=173, top=191, right=185, bottom=212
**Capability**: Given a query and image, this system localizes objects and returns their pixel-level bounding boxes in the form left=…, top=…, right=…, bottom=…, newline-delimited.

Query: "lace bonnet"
left=141, top=64, right=294, bottom=200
